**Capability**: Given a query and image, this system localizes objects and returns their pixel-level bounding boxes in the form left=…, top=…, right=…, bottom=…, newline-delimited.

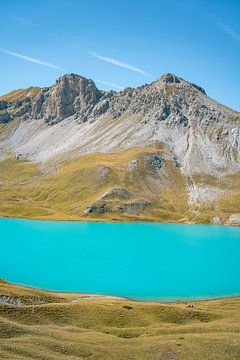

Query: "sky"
left=0, top=0, right=239, bottom=110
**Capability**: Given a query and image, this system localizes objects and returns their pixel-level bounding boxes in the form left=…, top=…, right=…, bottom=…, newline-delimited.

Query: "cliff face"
left=0, top=73, right=239, bottom=223
left=0, top=74, right=111, bottom=124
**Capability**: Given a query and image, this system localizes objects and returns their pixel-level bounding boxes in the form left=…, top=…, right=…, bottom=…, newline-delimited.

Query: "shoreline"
left=2, top=279, right=240, bottom=304
left=0, top=215, right=238, bottom=227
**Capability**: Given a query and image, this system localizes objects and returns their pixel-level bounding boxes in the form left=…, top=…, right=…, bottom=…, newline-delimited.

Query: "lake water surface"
left=1, top=219, right=240, bottom=301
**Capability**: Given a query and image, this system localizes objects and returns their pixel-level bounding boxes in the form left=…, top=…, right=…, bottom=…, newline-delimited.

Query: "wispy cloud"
left=217, top=23, right=240, bottom=43
left=0, top=47, right=64, bottom=71
left=11, top=16, right=36, bottom=27
left=10, top=16, right=145, bottom=83
left=94, top=79, right=124, bottom=90
left=88, top=50, right=149, bottom=76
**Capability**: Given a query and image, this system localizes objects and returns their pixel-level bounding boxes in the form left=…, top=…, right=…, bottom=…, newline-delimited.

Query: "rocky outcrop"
left=31, top=74, right=109, bottom=124
left=116, top=200, right=150, bottom=214
left=84, top=203, right=109, bottom=214
left=0, top=74, right=112, bottom=125
left=0, top=110, right=11, bottom=123
left=0, top=90, right=40, bottom=122
left=146, top=154, right=165, bottom=176
left=0, top=295, right=21, bottom=306
left=225, top=214, right=240, bottom=226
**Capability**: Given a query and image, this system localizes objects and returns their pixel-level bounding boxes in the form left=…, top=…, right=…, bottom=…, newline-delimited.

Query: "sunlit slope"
left=0, top=145, right=189, bottom=221
left=0, top=87, right=40, bottom=102
left=0, top=141, right=239, bottom=222
left=0, top=280, right=240, bottom=360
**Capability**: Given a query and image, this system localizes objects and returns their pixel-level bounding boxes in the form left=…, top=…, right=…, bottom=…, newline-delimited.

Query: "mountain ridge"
left=0, top=72, right=239, bottom=224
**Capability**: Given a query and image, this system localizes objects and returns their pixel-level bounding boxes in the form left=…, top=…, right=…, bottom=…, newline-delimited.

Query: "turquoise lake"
left=1, top=219, right=240, bottom=301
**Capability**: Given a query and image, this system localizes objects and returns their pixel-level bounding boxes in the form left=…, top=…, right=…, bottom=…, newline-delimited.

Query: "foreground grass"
left=0, top=280, right=240, bottom=359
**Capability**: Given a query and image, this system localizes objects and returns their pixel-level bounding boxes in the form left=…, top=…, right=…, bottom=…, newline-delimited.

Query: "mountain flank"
left=0, top=73, right=239, bottom=224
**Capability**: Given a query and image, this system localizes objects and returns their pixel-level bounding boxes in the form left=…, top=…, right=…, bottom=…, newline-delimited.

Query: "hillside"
left=0, top=87, right=40, bottom=102
left=0, top=280, right=240, bottom=360
left=0, top=73, right=239, bottom=224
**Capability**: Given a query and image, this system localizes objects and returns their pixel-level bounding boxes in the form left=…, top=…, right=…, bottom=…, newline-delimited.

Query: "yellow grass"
left=0, top=280, right=240, bottom=359
left=0, top=144, right=239, bottom=223
left=0, top=87, right=40, bottom=102
left=0, top=147, right=191, bottom=222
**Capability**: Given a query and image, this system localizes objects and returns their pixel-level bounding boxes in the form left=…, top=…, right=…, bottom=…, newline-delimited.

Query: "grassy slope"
left=0, top=136, right=239, bottom=223
left=0, top=144, right=191, bottom=222
left=0, top=87, right=40, bottom=102
left=0, top=280, right=240, bottom=359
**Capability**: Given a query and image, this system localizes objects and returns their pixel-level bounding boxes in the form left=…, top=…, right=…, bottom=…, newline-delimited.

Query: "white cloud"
left=94, top=79, right=124, bottom=90
left=0, top=47, right=64, bottom=71
left=218, top=23, right=240, bottom=43
left=88, top=50, right=149, bottom=76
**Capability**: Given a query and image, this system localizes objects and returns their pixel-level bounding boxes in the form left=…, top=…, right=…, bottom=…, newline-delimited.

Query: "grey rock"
left=84, top=203, right=109, bottom=214
left=116, top=200, right=149, bottom=214
left=190, top=83, right=206, bottom=95
left=225, top=214, right=240, bottom=226
left=160, top=73, right=181, bottom=84
left=0, top=295, right=22, bottom=306
left=146, top=154, right=165, bottom=176
left=0, top=101, right=8, bottom=111
left=128, top=160, right=138, bottom=172
left=211, top=216, right=221, bottom=224
left=172, top=155, right=181, bottom=168
left=0, top=110, right=11, bottom=123
left=31, top=74, right=106, bottom=124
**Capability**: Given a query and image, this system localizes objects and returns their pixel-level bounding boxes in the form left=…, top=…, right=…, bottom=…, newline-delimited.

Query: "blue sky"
left=1, top=0, right=240, bottom=110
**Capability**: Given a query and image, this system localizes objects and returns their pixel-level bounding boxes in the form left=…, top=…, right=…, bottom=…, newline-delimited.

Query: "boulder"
left=84, top=203, right=109, bottom=214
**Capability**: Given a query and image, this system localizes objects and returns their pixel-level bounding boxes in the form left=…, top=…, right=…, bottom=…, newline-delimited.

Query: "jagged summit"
left=159, top=73, right=181, bottom=84
left=154, top=72, right=206, bottom=95
left=0, top=72, right=211, bottom=125
left=31, top=72, right=106, bottom=124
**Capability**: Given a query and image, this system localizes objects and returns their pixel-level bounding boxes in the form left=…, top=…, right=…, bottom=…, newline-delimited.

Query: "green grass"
left=0, top=281, right=240, bottom=359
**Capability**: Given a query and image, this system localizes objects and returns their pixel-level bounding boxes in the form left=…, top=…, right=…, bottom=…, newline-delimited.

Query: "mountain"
left=0, top=73, right=240, bottom=224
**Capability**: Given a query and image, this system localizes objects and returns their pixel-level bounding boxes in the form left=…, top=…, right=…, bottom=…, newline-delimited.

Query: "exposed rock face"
left=211, top=216, right=221, bottom=225
left=0, top=89, right=40, bottom=123
left=161, top=73, right=181, bottom=84
left=84, top=203, right=109, bottom=214
left=0, top=295, right=21, bottom=306
left=31, top=74, right=107, bottom=124
left=225, top=214, right=240, bottom=226
left=0, top=110, right=11, bottom=123
left=0, top=72, right=240, bottom=209
left=116, top=200, right=150, bottom=214
left=146, top=154, right=165, bottom=176
left=0, top=74, right=111, bottom=124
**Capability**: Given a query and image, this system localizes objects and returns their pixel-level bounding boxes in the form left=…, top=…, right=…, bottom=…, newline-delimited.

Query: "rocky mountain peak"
left=0, top=72, right=233, bottom=130
left=55, top=73, right=99, bottom=105
left=30, top=73, right=105, bottom=124
left=159, top=73, right=181, bottom=84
